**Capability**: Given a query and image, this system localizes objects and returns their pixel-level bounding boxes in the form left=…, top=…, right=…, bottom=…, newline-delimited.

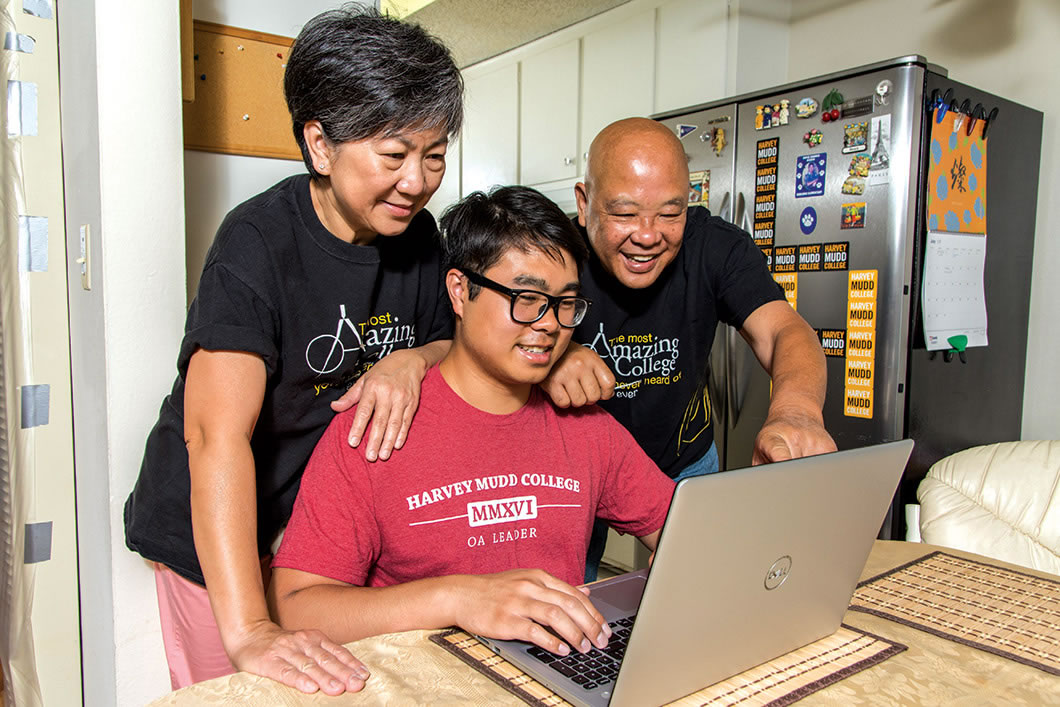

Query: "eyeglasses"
left=459, top=268, right=591, bottom=328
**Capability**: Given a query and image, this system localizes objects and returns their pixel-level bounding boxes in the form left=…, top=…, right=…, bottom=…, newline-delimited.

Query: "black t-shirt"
left=124, top=175, right=452, bottom=585
left=574, top=206, right=784, bottom=478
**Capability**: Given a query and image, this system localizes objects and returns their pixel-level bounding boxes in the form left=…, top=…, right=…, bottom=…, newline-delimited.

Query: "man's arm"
left=269, top=567, right=613, bottom=655
left=738, top=301, right=837, bottom=465
left=637, top=530, right=661, bottom=551
left=637, top=529, right=663, bottom=568
left=540, top=341, right=617, bottom=408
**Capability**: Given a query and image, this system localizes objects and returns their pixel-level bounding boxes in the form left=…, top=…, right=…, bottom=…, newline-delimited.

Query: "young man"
left=269, top=186, right=674, bottom=657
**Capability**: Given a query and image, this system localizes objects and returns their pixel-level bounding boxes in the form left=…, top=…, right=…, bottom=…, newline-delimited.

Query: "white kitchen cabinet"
left=461, top=63, right=519, bottom=196
left=455, top=0, right=764, bottom=207
left=580, top=10, right=656, bottom=173
left=519, top=39, right=580, bottom=186
left=655, top=0, right=728, bottom=115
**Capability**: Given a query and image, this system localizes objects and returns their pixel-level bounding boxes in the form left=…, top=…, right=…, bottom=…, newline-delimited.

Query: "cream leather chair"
left=917, top=440, right=1060, bottom=575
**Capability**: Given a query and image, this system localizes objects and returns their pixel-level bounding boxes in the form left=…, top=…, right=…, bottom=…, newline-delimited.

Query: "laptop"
left=478, top=439, right=914, bottom=707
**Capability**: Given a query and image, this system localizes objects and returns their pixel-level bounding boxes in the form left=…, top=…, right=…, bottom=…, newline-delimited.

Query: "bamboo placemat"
left=430, top=625, right=905, bottom=707
left=850, top=551, right=1060, bottom=675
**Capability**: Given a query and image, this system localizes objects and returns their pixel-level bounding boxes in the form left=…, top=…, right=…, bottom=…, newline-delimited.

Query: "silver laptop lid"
left=609, top=439, right=913, bottom=707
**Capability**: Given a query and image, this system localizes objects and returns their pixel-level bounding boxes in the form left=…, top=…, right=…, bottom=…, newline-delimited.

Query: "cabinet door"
left=655, top=0, right=728, bottom=114
left=581, top=11, right=656, bottom=174
left=462, top=64, right=518, bottom=195
left=520, top=40, right=579, bottom=185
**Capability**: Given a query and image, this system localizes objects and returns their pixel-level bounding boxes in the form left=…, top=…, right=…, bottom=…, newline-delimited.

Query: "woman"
left=124, top=7, right=462, bottom=695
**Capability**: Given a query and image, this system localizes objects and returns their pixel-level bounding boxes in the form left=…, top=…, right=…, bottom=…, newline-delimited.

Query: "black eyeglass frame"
left=458, top=268, right=592, bottom=328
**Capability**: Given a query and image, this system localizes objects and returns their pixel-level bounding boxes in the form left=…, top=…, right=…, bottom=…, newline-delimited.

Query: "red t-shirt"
left=274, top=365, right=674, bottom=588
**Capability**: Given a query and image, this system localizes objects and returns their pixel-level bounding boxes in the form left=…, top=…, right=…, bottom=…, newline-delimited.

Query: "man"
left=269, top=186, right=674, bottom=658
left=540, top=118, right=837, bottom=579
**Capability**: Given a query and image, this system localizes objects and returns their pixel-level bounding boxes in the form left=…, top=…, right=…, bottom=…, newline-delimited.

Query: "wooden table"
left=153, top=542, right=1060, bottom=706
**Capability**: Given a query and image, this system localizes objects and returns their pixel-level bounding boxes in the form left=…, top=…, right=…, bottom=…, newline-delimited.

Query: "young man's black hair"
left=439, top=186, right=589, bottom=294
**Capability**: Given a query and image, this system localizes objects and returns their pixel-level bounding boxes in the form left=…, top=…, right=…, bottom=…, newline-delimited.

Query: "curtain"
left=0, top=1, right=43, bottom=703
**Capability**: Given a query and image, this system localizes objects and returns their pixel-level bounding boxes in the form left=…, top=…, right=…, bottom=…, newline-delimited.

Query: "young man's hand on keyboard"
left=448, top=569, right=613, bottom=655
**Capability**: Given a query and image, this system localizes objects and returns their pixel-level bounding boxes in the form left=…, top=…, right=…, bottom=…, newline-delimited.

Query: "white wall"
left=97, top=2, right=188, bottom=698
left=725, top=0, right=791, bottom=97
left=656, top=0, right=730, bottom=112
left=786, top=0, right=1059, bottom=440
left=60, top=1, right=187, bottom=703
left=184, top=152, right=303, bottom=298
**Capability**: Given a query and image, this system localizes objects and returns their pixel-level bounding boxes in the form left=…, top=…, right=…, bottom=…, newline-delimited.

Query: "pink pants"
left=153, top=563, right=237, bottom=689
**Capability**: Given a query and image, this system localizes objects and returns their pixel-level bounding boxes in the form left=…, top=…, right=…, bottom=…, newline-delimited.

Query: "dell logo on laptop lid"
left=765, top=556, right=792, bottom=590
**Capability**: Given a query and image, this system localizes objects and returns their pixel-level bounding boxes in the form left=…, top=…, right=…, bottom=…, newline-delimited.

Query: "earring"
left=318, top=163, right=326, bottom=171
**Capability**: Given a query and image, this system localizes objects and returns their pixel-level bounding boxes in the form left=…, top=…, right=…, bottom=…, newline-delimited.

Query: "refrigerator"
left=654, top=56, right=1043, bottom=538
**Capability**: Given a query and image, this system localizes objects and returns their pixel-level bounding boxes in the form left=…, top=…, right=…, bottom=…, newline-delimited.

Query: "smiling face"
left=575, top=118, right=689, bottom=289
left=306, top=123, right=448, bottom=244
left=445, top=245, right=579, bottom=409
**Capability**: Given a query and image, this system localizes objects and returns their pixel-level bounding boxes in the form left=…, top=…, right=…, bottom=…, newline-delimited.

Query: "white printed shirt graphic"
left=404, top=472, right=583, bottom=529
left=305, top=304, right=417, bottom=376
left=585, top=322, right=681, bottom=391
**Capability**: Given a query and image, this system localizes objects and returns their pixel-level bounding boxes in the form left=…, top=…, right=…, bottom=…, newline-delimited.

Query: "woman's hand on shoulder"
left=330, top=344, right=442, bottom=461
left=227, top=618, right=370, bottom=695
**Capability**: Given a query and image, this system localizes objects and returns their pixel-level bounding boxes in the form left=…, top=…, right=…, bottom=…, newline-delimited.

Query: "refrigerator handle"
left=708, top=327, right=726, bottom=431
left=738, top=191, right=754, bottom=235
left=719, top=191, right=732, bottom=223
left=726, top=325, right=741, bottom=427
left=725, top=191, right=752, bottom=429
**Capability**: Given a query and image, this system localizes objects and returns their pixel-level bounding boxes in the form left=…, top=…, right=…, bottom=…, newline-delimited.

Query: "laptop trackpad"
left=590, top=574, right=647, bottom=618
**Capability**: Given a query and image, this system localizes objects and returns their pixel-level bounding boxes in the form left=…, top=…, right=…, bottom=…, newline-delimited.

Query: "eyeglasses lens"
left=512, top=293, right=586, bottom=327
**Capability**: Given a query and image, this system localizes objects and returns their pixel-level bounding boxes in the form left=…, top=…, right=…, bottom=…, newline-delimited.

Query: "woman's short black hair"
left=284, top=3, right=464, bottom=176
left=439, top=186, right=588, bottom=296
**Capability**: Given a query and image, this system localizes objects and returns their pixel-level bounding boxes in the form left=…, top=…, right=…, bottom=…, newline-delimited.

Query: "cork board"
left=182, top=21, right=301, bottom=160
left=180, top=0, right=194, bottom=101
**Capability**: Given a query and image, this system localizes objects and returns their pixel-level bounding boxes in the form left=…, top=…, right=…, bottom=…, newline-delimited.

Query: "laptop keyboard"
left=525, top=616, right=635, bottom=691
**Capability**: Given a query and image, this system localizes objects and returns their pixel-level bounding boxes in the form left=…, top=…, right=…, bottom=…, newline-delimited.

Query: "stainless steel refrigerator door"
left=656, top=106, right=738, bottom=223
left=656, top=106, right=738, bottom=462
left=729, top=62, right=927, bottom=463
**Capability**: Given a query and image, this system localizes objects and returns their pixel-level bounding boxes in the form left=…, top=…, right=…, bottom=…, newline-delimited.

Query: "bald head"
left=584, top=118, right=688, bottom=194
left=575, top=118, right=691, bottom=289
